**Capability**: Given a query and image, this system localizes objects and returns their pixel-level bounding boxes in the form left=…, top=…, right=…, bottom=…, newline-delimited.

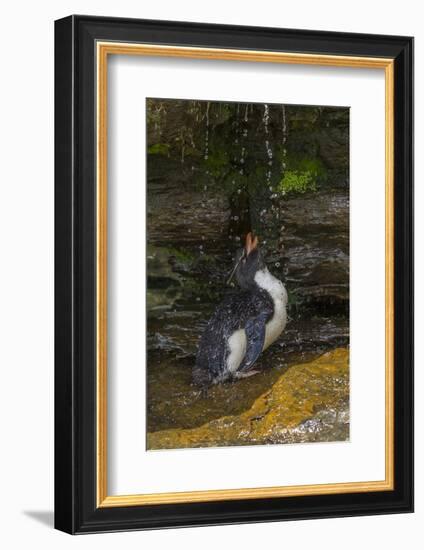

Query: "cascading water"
left=204, top=101, right=210, bottom=160
left=263, top=104, right=273, bottom=186
left=281, top=104, right=288, bottom=171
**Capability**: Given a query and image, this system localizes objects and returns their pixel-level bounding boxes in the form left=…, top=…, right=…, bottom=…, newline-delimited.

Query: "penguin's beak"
left=245, top=232, right=259, bottom=256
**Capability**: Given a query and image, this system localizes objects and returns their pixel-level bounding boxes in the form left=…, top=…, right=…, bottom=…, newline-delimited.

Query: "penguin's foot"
left=234, top=369, right=260, bottom=379
left=192, top=387, right=209, bottom=399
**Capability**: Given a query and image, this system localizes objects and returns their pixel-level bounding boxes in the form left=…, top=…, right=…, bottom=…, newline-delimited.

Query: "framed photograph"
left=54, top=15, right=413, bottom=534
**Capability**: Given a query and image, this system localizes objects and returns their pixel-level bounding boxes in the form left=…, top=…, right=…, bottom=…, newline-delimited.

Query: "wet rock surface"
left=279, top=190, right=349, bottom=308
left=147, top=348, right=349, bottom=449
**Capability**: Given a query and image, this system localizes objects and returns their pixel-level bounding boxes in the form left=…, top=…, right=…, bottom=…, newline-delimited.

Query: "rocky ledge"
left=147, top=348, right=349, bottom=450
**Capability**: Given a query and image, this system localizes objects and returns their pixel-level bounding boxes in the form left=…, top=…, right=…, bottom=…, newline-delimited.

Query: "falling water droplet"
left=204, top=101, right=210, bottom=160
left=281, top=104, right=287, bottom=145
left=263, top=105, right=273, bottom=185
left=263, top=104, right=269, bottom=135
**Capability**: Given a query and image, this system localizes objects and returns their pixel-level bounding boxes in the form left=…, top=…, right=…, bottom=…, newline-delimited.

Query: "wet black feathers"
left=238, top=312, right=269, bottom=372
left=193, top=288, right=274, bottom=386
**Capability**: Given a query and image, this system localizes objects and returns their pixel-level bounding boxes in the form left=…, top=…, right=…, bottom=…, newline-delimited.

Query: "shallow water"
left=147, top=303, right=348, bottom=435
left=148, top=348, right=307, bottom=433
left=147, top=346, right=349, bottom=449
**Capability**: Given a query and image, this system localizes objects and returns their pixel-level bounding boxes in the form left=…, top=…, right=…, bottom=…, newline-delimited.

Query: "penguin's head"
left=227, top=232, right=265, bottom=289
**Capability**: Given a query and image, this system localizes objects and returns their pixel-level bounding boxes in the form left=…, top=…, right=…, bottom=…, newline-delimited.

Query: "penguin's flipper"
left=237, top=312, right=268, bottom=373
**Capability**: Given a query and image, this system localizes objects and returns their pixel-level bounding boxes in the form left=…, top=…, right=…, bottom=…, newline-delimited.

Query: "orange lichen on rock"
left=147, top=348, right=349, bottom=450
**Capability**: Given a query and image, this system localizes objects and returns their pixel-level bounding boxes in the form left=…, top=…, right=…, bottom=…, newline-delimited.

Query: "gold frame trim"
left=96, top=42, right=395, bottom=508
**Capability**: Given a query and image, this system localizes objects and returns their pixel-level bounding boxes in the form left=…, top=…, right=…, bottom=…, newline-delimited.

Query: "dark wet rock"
left=147, top=176, right=230, bottom=252
left=277, top=190, right=349, bottom=307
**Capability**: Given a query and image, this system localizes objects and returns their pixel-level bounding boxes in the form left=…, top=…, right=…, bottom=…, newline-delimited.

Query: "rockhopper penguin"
left=193, top=232, right=288, bottom=387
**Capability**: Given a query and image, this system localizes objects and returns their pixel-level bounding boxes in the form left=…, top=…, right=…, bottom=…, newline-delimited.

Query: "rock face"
left=279, top=190, right=349, bottom=308
left=147, top=100, right=349, bottom=337
left=147, top=348, right=349, bottom=450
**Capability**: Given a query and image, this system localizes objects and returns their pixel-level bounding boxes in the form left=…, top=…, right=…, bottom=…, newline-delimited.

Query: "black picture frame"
left=55, top=15, right=414, bottom=534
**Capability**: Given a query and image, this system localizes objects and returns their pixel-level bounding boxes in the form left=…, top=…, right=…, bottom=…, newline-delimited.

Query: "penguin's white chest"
left=226, top=269, right=288, bottom=374
left=226, top=329, right=247, bottom=374
left=254, top=268, right=288, bottom=350
left=263, top=297, right=287, bottom=349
